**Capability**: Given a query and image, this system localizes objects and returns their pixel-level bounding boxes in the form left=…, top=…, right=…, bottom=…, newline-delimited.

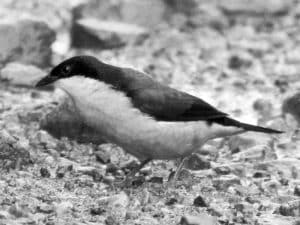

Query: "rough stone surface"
left=165, top=0, right=199, bottom=15
left=120, top=0, right=167, bottom=28
left=71, top=0, right=165, bottom=49
left=40, top=97, right=106, bottom=144
left=282, top=92, right=300, bottom=125
left=0, top=130, right=31, bottom=169
left=179, top=213, right=217, bottom=225
left=0, top=62, right=45, bottom=87
left=75, top=18, right=148, bottom=49
left=0, top=19, right=55, bottom=68
left=219, top=0, right=293, bottom=15
left=185, top=154, right=211, bottom=170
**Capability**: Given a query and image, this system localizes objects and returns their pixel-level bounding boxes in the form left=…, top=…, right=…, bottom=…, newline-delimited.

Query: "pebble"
left=180, top=213, right=217, bottom=225
left=55, top=201, right=73, bottom=217
left=40, top=167, right=51, bottom=178
left=185, top=154, right=211, bottom=170
left=193, top=195, right=208, bottom=207
left=212, top=175, right=241, bottom=190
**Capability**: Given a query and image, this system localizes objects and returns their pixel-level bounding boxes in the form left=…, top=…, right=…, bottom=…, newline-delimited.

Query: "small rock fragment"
left=56, top=164, right=72, bottom=178
left=55, top=201, right=73, bottom=217
left=8, top=204, right=27, bottom=218
left=180, top=213, right=217, bottom=225
left=40, top=167, right=51, bottom=178
left=75, top=18, right=148, bottom=49
left=212, top=175, right=241, bottom=190
left=40, top=97, right=107, bottom=144
left=90, top=206, right=106, bottom=216
left=277, top=200, right=300, bottom=217
left=165, top=198, right=178, bottom=206
left=0, top=62, right=45, bottom=87
left=253, top=99, right=273, bottom=118
left=282, top=92, right=300, bottom=125
left=0, top=18, right=55, bottom=68
left=108, top=192, right=129, bottom=209
left=185, top=154, right=211, bottom=170
left=219, top=0, right=293, bottom=15
left=228, top=54, right=252, bottom=70
left=213, top=166, right=231, bottom=175
left=36, top=203, right=54, bottom=214
left=228, top=135, right=256, bottom=153
left=0, top=130, right=31, bottom=169
left=193, top=195, right=208, bottom=207
left=95, top=150, right=111, bottom=164
left=105, top=192, right=129, bottom=224
left=294, top=186, right=300, bottom=197
left=148, top=176, right=164, bottom=184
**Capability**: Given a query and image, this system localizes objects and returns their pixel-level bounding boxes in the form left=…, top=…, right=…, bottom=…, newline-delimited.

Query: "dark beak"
left=35, top=74, right=58, bottom=87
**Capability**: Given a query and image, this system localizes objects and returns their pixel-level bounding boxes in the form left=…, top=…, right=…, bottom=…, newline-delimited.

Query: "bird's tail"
left=214, top=117, right=283, bottom=134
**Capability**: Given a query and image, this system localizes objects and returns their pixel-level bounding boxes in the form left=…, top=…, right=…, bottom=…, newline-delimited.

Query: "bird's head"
left=36, top=55, right=102, bottom=87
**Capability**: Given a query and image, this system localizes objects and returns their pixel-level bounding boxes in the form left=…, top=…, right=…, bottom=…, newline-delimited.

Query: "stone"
left=108, top=192, right=129, bottom=209
left=165, top=0, right=199, bottom=15
left=253, top=98, right=273, bottom=118
left=55, top=201, right=73, bottom=217
left=165, top=198, right=178, bottom=206
left=277, top=200, right=300, bottom=217
left=95, top=149, right=111, bottom=164
left=257, top=214, right=299, bottom=225
left=8, top=204, right=28, bottom=218
left=40, top=167, right=51, bottom=178
left=105, top=192, right=129, bottom=224
left=56, top=164, right=73, bottom=178
left=228, top=135, right=256, bottom=153
left=187, top=4, right=228, bottom=30
left=282, top=92, right=300, bottom=125
left=90, top=206, right=106, bottom=216
left=0, top=210, right=10, bottom=219
left=294, top=186, right=300, bottom=197
left=0, top=130, right=31, bottom=169
left=193, top=195, right=208, bottom=207
left=228, top=54, right=252, bottom=70
left=70, top=0, right=161, bottom=49
left=213, top=166, right=231, bottom=175
left=219, top=0, right=293, bottom=15
left=148, top=176, right=163, bottom=184
left=0, top=62, right=45, bottom=87
left=119, top=0, right=167, bottom=28
left=40, top=97, right=106, bottom=145
left=36, top=203, right=54, bottom=214
left=179, top=213, right=218, bottom=225
left=0, top=18, right=55, bottom=68
left=75, top=18, right=148, bottom=49
left=212, top=175, right=241, bottom=190
left=184, top=154, right=211, bottom=170
left=233, top=144, right=276, bottom=162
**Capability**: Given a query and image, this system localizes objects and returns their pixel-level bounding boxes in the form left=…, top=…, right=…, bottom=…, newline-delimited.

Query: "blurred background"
left=1, top=0, right=300, bottom=225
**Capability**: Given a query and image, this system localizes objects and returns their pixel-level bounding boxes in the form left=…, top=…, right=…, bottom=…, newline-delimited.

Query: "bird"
left=36, top=55, right=282, bottom=184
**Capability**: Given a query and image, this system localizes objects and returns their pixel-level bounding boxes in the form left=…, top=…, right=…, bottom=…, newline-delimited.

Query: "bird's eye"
left=62, top=65, right=71, bottom=75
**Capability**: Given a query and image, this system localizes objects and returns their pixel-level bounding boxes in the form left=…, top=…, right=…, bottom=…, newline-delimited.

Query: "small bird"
left=36, top=55, right=282, bottom=183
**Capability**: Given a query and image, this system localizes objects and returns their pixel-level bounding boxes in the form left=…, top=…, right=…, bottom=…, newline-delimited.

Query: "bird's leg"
left=168, top=157, right=188, bottom=186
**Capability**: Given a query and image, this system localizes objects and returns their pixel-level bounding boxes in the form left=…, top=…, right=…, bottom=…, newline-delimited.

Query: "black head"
left=36, top=55, right=104, bottom=87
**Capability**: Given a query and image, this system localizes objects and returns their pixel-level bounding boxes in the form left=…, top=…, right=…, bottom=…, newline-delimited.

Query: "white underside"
left=56, top=76, right=244, bottom=161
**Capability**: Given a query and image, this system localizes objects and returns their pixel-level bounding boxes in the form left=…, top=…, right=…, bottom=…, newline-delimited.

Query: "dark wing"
left=128, top=85, right=227, bottom=121
left=117, top=68, right=227, bottom=122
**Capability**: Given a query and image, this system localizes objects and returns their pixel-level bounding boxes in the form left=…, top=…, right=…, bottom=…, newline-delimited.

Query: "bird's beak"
left=35, top=74, right=58, bottom=87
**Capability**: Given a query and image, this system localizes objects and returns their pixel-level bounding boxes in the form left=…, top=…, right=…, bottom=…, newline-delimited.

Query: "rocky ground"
left=0, top=0, right=300, bottom=224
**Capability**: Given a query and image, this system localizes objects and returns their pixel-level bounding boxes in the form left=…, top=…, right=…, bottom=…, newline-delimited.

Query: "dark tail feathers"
left=212, top=117, right=283, bottom=134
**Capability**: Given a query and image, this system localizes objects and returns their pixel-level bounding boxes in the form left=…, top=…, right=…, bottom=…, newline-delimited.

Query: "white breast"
left=55, top=76, right=243, bottom=160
